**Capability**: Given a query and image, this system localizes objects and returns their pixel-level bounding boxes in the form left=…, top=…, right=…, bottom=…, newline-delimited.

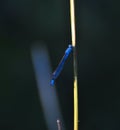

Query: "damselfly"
left=50, top=44, right=73, bottom=86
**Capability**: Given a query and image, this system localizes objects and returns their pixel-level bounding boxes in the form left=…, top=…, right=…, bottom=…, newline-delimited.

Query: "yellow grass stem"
left=70, top=0, right=76, bottom=47
left=70, top=0, right=79, bottom=130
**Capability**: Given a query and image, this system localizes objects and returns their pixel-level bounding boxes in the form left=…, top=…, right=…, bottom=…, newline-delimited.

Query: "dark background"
left=0, top=0, right=119, bottom=130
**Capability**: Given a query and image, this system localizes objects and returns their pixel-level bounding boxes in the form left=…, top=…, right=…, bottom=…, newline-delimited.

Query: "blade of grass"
left=69, top=0, right=79, bottom=130
left=57, top=119, right=62, bottom=130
